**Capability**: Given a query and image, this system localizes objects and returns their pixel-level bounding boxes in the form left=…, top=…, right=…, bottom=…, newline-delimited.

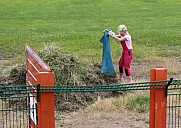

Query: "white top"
left=124, top=34, right=133, bottom=49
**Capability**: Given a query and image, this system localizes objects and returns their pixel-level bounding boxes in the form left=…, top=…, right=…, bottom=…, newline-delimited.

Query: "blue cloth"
left=99, top=29, right=115, bottom=74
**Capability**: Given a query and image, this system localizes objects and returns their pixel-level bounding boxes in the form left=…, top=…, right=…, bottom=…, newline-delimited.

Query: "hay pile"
left=38, top=44, right=118, bottom=111
left=0, top=43, right=118, bottom=111
left=38, top=44, right=118, bottom=86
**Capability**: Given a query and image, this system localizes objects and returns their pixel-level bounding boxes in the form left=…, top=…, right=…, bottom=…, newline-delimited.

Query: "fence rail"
left=1, top=79, right=180, bottom=93
left=0, top=79, right=181, bottom=128
left=34, top=79, right=181, bottom=93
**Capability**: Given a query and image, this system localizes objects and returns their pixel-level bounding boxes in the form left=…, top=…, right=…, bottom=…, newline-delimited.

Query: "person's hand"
left=108, top=30, right=115, bottom=37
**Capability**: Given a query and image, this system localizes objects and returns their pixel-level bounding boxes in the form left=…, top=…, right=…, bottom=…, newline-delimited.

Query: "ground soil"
left=0, top=58, right=11, bottom=69
left=55, top=107, right=149, bottom=128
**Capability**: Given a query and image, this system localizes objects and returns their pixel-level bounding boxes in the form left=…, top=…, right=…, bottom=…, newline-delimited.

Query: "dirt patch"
left=0, top=59, right=10, bottom=69
left=131, top=56, right=181, bottom=81
left=0, top=51, right=11, bottom=69
left=0, top=64, right=26, bottom=86
left=56, top=108, right=149, bottom=128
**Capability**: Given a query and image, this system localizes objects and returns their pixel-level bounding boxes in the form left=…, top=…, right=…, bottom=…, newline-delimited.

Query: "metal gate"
left=0, top=85, right=37, bottom=128
left=167, top=80, right=181, bottom=128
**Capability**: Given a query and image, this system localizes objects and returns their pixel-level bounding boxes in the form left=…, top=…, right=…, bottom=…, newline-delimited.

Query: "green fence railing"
left=41, top=79, right=173, bottom=93
left=0, top=79, right=181, bottom=128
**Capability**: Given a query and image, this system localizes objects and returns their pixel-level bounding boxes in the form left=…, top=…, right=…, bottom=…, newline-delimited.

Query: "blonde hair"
left=118, top=25, right=127, bottom=33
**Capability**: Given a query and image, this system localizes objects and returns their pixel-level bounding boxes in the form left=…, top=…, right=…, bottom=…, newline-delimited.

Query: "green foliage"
left=124, top=93, right=150, bottom=113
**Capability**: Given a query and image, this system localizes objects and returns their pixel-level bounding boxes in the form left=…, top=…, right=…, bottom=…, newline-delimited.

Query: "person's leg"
left=128, top=76, right=133, bottom=83
left=119, top=67, right=124, bottom=82
left=124, top=50, right=133, bottom=83
left=118, top=54, right=124, bottom=82
left=119, top=73, right=123, bottom=79
left=124, top=69, right=133, bottom=83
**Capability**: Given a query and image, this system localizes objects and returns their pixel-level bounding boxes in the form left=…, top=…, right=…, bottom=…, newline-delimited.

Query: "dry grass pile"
left=38, top=44, right=83, bottom=86
left=37, top=43, right=118, bottom=111
left=0, top=43, right=119, bottom=112
left=38, top=43, right=118, bottom=86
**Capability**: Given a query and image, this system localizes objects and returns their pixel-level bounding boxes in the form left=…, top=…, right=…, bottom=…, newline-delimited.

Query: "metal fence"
left=167, top=80, right=181, bottom=128
left=0, top=79, right=181, bottom=128
left=0, top=85, right=38, bottom=128
left=44, top=79, right=181, bottom=128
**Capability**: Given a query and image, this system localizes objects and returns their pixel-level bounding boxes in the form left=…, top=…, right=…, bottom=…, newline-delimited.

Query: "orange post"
left=36, top=72, right=55, bottom=128
left=150, top=66, right=167, bottom=128
left=26, top=44, right=55, bottom=128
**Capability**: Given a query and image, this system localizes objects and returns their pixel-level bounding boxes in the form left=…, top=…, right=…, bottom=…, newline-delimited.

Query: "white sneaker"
left=118, top=77, right=124, bottom=83
left=129, top=80, right=133, bottom=84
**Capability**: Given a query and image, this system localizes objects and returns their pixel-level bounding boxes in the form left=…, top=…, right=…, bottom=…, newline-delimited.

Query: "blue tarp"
left=99, top=29, right=115, bottom=74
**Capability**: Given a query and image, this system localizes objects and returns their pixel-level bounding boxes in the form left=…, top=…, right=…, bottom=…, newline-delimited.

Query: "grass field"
left=0, top=0, right=181, bottom=69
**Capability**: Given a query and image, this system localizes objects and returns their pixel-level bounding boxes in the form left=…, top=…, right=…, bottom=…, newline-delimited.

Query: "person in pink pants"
left=108, top=25, right=133, bottom=83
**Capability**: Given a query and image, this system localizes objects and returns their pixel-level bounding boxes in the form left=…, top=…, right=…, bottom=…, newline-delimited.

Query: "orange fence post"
left=25, top=44, right=55, bottom=128
left=150, top=66, right=167, bottom=128
left=36, top=72, right=55, bottom=128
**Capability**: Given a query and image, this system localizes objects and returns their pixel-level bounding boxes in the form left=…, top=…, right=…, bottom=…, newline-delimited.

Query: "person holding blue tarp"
left=108, top=25, right=133, bottom=83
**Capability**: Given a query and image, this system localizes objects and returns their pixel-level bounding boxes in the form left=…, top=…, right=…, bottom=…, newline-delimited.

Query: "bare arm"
left=108, top=31, right=126, bottom=42
left=113, top=36, right=126, bottom=42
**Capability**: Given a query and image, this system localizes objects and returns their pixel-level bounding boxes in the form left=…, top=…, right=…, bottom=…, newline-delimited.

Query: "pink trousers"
left=119, top=50, right=133, bottom=76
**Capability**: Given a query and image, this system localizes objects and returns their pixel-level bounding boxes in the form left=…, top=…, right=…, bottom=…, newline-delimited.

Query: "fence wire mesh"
left=0, top=79, right=181, bottom=128
left=167, top=79, right=181, bottom=128
left=0, top=85, right=38, bottom=128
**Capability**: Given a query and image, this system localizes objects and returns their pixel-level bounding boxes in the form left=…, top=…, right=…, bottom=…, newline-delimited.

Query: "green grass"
left=112, top=93, right=150, bottom=112
left=124, top=93, right=150, bottom=113
left=0, top=0, right=181, bottom=63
